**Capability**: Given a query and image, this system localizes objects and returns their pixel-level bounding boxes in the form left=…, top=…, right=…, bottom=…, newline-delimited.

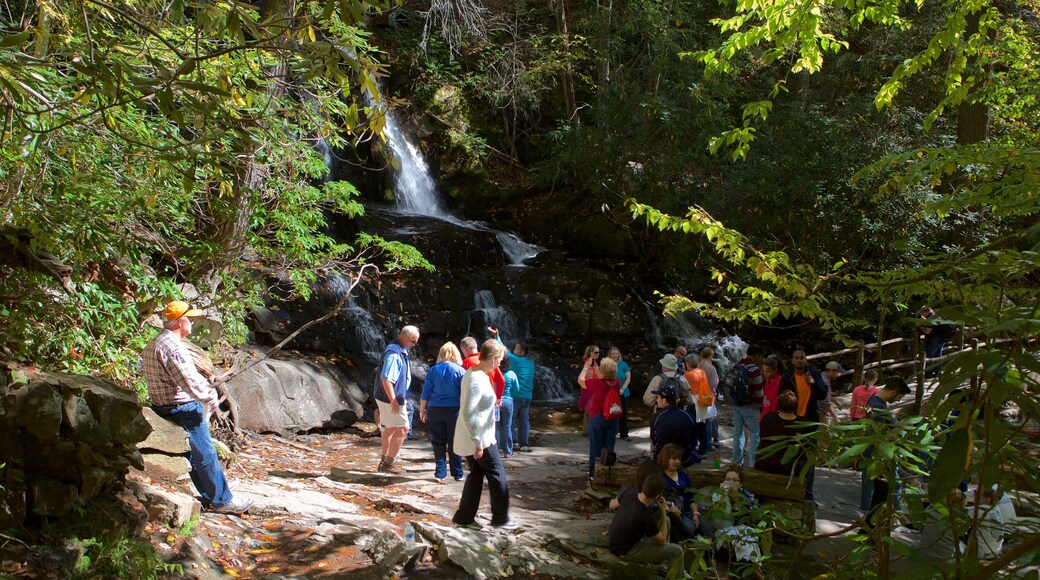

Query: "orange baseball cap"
left=163, top=301, right=204, bottom=321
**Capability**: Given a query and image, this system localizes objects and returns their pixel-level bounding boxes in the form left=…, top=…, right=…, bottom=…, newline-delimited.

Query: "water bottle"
left=404, top=522, right=415, bottom=549
left=713, top=454, right=722, bottom=469
left=494, top=406, right=501, bottom=421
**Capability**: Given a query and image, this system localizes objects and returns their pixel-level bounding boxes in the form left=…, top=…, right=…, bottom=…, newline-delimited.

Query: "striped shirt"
left=739, top=357, right=765, bottom=404
left=141, top=329, right=217, bottom=407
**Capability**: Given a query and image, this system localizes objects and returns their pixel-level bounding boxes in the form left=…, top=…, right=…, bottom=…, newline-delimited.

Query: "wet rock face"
left=263, top=209, right=667, bottom=402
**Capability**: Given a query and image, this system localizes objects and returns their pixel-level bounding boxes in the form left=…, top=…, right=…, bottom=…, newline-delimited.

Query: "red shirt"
left=759, top=374, right=782, bottom=421
left=584, top=378, right=622, bottom=418
left=849, top=385, right=879, bottom=421
left=463, top=354, right=505, bottom=399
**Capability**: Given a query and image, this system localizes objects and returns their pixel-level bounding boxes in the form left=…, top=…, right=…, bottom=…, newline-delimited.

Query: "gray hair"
left=460, top=336, right=478, bottom=353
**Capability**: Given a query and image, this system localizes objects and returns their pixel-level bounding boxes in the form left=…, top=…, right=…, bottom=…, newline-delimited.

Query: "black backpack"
left=658, top=372, right=689, bottom=406
left=721, top=364, right=750, bottom=406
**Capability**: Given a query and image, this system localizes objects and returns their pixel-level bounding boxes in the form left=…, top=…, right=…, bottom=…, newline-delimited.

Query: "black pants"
left=453, top=444, right=510, bottom=526
left=867, top=477, right=890, bottom=526
left=619, top=394, right=630, bottom=438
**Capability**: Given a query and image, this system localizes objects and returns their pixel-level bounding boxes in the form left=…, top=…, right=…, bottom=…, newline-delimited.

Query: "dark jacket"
left=778, top=367, right=828, bottom=424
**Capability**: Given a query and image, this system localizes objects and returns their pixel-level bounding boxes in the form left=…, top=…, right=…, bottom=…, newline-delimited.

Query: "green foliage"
left=68, top=534, right=181, bottom=580
left=0, top=0, right=433, bottom=376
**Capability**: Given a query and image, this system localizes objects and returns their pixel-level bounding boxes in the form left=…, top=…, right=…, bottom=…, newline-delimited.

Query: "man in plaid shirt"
left=142, top=301, right=252, bottom=514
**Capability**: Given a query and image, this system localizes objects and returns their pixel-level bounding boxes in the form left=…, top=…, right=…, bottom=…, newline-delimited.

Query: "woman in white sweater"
left=452, top=339, right=519, bottom=529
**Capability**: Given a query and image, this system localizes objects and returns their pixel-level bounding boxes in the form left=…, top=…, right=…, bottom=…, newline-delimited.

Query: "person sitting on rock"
left=141, top=301, right=252, bottom=514
left=608, top=474, right=684, bottom=568
left=609, top=459, right=661, bottom=510
left=657, top=443, right=701, bottom=541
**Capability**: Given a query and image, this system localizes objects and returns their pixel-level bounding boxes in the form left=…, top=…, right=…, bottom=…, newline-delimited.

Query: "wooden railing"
left=804, top=334, right=1023, bottom=413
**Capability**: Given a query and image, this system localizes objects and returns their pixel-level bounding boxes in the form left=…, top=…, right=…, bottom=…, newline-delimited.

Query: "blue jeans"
left=860, top=469, right=873, bottom=511
left=153, top=400, right=232, bottom=508
left=587, top=414, right=618, bottom=479
left=513, top=397, right=531, bottom=448
left=732, top=405, right=761, bottom=467
left=426, top=406, right=464, bottom=480
left=496, top=397, right=514, bottom=456
left=710, top=417, right=720, bottom=443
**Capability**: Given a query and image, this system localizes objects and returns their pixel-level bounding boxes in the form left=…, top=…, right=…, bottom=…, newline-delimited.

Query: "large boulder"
left=139, top=408, right=190, bottom=454
left=225, top=349, right=366, bottom=434
left=1, top=370, right=151, bottom=525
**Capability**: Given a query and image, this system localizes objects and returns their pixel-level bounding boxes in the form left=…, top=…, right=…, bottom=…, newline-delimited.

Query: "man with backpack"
left=729, top=345, right=765, bottom=467
left=641, top=354, right=690, bottom=409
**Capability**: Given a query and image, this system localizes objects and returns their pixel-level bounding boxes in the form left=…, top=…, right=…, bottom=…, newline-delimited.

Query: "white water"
left=380, top=111, right=448, bottom=217
left=495, top=231, right=545, bottom=266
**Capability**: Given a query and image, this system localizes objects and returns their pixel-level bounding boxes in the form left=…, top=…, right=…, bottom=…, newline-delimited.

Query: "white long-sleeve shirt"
left=454, top=369, right=498, bottom=457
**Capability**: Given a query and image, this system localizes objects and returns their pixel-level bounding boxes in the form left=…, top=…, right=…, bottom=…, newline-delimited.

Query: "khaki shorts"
left=376, top=399, right=409, bottom=429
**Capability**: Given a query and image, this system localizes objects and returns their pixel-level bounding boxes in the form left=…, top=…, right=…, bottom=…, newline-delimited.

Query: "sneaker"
left=505, top=453, right=513, bottom=459
left=620, top=436, right=631, bottom=441
left=519, top=446, right=533, bottom=453
left=212, top=497, right=253, bottom=514
left=453, top=475, right=465, bottom=481
left=453, top=520, right=481, bottom=530
left=434, top=477, right=446, bottom=484
left=492, top=519, right=520, bottom=530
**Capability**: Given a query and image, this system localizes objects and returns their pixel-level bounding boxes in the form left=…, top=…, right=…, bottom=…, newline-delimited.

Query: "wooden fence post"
left=970, top=338, right=980, bottom=391
left=855, top=343, right=865, bottom=387
left=913, top=334, right=926, bottom=415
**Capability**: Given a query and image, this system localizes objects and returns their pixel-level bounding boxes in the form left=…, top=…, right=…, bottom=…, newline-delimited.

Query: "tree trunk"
left=956, top=11, right=990, bottom=145
left=198, top=0, right=295, bottom=282
left=550, top=0, right=579, bottom=126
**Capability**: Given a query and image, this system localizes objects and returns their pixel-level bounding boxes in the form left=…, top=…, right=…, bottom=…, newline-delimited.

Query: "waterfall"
left=314, top=136, right=333, bottom=182
left=659, top=311, right=748, bottom=371
left=533, top=362, right=574, bottom=403
left=380, top=112, right=447, bottom=217
left=470, top=290, right=522, bottom=339
left=495, top=231, right=545, bottom=266
left=342, top=299, right=388, bottom=363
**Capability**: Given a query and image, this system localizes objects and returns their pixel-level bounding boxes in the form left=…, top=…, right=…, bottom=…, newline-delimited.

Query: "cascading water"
left=494, top=231, right=545, bottom=266
left=380, top=109, right=448, bottom=217
left=470, top=290, right=522, bottom=339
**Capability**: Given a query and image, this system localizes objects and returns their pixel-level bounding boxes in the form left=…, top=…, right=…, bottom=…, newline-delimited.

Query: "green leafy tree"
left=1, top=0, right=431, bottom=385
left=629, top=0, right=1040, bottom=575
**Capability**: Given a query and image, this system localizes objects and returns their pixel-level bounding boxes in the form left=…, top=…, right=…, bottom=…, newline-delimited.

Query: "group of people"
left=141, top=300, right=972, bottom=568
left=607, top=457, right=763, bottom=569
left=376, top=325, right=534, bottom=528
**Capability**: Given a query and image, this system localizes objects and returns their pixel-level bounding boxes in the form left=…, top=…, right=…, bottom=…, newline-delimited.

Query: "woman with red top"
left=577, top=345, right=600, bottom=436
left=579, top=356, right=620, bottom=483
left=848, top=369, right=880, bottom=422
left=758, top=355, right=783, bottom=421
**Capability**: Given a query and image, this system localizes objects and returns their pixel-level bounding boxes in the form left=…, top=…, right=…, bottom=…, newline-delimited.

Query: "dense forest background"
left=3, top=1, right=1040, bottom=577
left=1, top=0, right=1038, bottom=385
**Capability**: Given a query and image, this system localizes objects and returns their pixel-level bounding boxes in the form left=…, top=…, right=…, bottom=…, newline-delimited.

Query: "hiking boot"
left=212, top=497, right=253, bottom=515
left=378, top=458, right=405, bottom=474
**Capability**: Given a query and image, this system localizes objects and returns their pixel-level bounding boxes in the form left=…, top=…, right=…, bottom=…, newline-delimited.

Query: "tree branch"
left=211, top=263, right=378, bottom=387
